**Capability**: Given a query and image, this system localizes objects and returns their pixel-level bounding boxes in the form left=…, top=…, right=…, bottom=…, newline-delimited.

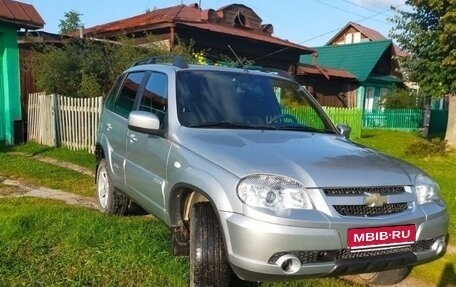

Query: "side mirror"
left=128, top=111, right=160, bottom=134
left=337, top=124, right=351, bottom=139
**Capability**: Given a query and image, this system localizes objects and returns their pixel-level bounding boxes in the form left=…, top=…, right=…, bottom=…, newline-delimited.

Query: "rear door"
left=100, top=71, right=146, bottom=190
left=125, top=71, right=171, bottom=218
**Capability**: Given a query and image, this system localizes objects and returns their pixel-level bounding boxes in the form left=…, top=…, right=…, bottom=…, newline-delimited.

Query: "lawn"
left=0, top=198, right=360, bottom=287
left=0, top=132, right=454, bottom=286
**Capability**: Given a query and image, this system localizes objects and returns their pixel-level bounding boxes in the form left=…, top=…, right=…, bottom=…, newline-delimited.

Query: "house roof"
left=326, top=21, right=407, bottom=57
left=84, top=4, right=312, bottom=53
left=176, top=22, right=308, bottom=51
left=0, top=0, right=44, bottom=29
left=326, top=21, right=385, bottom=45
left=300, top=40, right=393, bottom=82
left=296, top=63, right=356, bottom=80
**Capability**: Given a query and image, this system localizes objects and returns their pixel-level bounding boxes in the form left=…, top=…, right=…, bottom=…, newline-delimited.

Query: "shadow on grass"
left=437, top=263, right=455, bottom=287
left=0, top=143, right=54, bottom=156
left=361, top=134, right=375, bottom=139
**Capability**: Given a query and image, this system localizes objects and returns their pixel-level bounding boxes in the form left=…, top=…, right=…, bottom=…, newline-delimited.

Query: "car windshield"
left=176, top=70, right=336, bottom=133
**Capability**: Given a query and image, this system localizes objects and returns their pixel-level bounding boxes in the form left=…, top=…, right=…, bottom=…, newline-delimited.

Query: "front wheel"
left=96, top=159, right=130, bottom=215
left=189, top=202, right=230, bottom=287
left=357, top=267, right=412, bottom=285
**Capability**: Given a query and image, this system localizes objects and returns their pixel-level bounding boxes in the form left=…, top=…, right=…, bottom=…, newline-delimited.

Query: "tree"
left=390, top=0, right=456, bottom=146
left=32, top=35, right=200, bottom=98
left=59, top=10, right=83, bottom=35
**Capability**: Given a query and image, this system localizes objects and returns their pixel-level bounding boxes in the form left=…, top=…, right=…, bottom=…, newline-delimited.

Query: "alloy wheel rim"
left=98, top=168, right=109, bottom=208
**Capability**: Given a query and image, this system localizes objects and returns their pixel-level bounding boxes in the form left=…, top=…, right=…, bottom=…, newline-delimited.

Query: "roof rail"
left=248, top=66, right=295, bottom=80
left=131, top=55, right=189, bottom=69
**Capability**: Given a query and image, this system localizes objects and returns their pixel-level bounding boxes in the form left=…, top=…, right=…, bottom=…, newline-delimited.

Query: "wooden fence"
left=28, top=93, right=103, bottom=153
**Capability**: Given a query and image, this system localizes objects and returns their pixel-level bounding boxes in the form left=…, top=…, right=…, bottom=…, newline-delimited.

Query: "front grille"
left=324, top=186, right=405, bottom=196
left=333, top=203, right=408, bottom=217
left=268, top=238, right=438, bottom=265
left=336, top=246, right=412, bottom=259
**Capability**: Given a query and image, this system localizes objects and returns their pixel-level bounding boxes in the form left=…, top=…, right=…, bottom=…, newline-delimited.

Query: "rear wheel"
left=357, top=267, right=412, bottom=285
left=189, top=202, right=230, bottom=287
left=96, top=159, right=130, bottom=215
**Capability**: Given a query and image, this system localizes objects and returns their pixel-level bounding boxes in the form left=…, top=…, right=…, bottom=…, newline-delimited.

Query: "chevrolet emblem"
left=364, top=192, right=388, bottom=207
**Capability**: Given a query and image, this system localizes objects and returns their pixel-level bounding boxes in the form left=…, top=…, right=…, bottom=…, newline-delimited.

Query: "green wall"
left=0, top=24, right=21, bottom=145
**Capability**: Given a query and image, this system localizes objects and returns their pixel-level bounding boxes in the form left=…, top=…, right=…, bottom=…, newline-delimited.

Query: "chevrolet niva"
left=95, top=57, right=448, bottom=286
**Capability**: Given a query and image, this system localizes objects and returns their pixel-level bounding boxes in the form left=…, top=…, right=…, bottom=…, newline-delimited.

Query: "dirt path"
left=8, top=152, right=94, bottom=177
left=0, top=178, right=97, bottom=209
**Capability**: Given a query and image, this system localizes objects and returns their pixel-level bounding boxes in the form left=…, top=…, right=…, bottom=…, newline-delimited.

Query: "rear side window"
left=138, top=72, right=168, bottom=126
left=105, top=74, right=124, bottom=111
left=113, top=72, right=145, bottom=118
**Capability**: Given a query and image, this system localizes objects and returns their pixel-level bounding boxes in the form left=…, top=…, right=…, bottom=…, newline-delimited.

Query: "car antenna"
left=228, top=45, right=245, bottom=67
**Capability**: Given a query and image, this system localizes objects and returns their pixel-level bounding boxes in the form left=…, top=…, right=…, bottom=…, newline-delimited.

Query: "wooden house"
left=298, top=22, right=404, bottom=110
left=83, top=3, right=314, bottom=70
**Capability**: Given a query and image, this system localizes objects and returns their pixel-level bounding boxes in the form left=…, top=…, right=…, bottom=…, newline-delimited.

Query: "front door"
left=125, top=72, right=170, bottom=219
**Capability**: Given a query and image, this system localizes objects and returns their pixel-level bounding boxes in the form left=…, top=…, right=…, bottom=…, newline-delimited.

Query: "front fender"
left=165, top=143, right=242, bottom=226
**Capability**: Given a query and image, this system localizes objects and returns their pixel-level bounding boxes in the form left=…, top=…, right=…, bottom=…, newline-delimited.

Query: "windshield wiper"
left=187, top=121, right=275, bottom=130
left=275, top=125, right=335, bottom=133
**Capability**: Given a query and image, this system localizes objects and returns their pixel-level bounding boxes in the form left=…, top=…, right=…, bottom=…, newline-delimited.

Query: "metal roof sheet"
left=178, top=22, right=312, bottom=52
left=84, top=4, right=312, bottom=53
left=300, top=40, right=393, bottom=82
left=0, top=0, right=44, bottom=29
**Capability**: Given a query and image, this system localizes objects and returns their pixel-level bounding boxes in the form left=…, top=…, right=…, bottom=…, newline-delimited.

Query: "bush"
left=405, top=137, right=448, bottom=156
left=380, top=88, right=419, bottom=109
left=31, top=35, right=199, bottom=98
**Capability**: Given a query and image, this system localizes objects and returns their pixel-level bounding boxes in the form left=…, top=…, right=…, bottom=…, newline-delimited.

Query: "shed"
left=0, top=0, right=44, bottom=145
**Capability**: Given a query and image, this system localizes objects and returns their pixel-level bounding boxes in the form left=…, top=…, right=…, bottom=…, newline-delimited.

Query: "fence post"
left=422, top=105, right=431, bottom=138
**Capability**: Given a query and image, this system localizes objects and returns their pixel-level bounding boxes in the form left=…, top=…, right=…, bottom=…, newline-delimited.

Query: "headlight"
left=415, top=174, right=442, bottom=204
left=237, top=175, right=313, bottom=210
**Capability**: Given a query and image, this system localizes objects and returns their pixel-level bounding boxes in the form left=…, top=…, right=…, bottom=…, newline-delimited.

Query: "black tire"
left=189, top=202, right=230, bottom=287
left=357, top=267, right=412, bottom=285
left=96, top=159, right=130, bottom=215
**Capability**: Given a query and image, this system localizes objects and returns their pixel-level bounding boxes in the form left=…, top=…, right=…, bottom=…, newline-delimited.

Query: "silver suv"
left=95, top=57, right=448, bottom=286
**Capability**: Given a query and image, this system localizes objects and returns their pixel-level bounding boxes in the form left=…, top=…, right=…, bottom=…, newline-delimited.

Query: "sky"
left=21, top=0, right=407, bottom=47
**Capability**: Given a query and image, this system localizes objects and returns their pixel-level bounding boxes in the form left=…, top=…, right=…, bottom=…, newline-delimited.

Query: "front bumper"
left=219, top=210, right=449, bottom=282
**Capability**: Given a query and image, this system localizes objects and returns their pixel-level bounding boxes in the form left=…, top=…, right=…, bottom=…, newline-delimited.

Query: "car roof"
left=125, top=61, right=294, bottom=81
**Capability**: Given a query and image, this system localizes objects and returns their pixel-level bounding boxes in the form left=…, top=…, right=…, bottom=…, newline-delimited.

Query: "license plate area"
left=347, top=225, right=415, bottom=250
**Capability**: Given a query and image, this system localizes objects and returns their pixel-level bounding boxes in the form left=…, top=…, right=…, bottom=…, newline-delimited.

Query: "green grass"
left=355, top=130, right=456, bottom=245
left=355, top=130, right=456, bottom=287
left=0, top=141, right=96, bottom=170
left=411, top=253, right=456, bottom=286
left=0, top=152, right=94, bottom=197
left=0, top=198, right=362, bottom=287
left=0, top=198, right=186, bottom=286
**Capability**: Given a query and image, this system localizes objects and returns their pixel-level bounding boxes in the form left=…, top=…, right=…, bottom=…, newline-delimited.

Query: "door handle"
left=106, top=123, right=112, bottom=131
left=128, top=134, right=138, bottom=142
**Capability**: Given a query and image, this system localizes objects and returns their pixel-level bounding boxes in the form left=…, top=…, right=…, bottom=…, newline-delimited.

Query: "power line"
left=341, top=0, right=382, bottom=13
left=312, top=0, right=389, bottom=25
left=254, top=4, right=404, bottom=61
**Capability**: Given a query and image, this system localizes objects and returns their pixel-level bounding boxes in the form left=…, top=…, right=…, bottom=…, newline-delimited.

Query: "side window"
left=139, top=72, right=168, bottom=126
left=113, top=72, right=145, bottom=118
left=105, top=74, right=124, bottom=111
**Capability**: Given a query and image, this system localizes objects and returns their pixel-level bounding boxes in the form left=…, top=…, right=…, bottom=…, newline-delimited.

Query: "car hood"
left=173, top=128, right=420, bottom=188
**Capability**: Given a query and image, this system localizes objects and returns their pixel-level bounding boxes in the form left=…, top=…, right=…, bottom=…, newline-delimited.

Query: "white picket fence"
left=28, top=92, right=103, bottom=153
